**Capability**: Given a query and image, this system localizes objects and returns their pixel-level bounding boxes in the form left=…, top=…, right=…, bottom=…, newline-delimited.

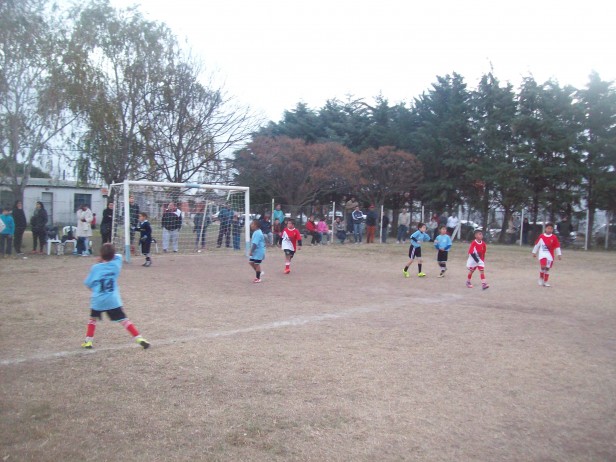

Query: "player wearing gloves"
left=402, top=223, right=432, bottom=278
left=532, top=222, right=562, bottom=287
left=466, top=229, right=489, bottom=290
left=135, top=212, right=152, bottom=267
left=433, top=226, right=452, bottom=278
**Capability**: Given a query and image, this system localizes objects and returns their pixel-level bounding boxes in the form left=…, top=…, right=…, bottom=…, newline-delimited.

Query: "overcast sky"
left=109, top=0, right=616, bottom=122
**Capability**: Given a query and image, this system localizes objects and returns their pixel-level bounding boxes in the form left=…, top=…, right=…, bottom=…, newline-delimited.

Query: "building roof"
left=3, top=178, right=103, bottom=189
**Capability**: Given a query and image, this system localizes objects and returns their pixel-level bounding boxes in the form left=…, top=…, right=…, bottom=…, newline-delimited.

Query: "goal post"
left=109, top=180, right=250, bottom=262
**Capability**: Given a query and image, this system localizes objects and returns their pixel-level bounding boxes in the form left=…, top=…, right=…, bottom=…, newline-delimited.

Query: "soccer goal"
left=109, top=181, right=250, bottom=262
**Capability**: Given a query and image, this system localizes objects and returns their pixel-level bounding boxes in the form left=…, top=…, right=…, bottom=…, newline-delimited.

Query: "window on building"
left=74, top=193, right=91, bottom=210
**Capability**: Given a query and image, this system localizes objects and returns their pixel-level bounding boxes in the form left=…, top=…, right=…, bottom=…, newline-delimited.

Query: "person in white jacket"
left=76, top=204, right=94, bottom=256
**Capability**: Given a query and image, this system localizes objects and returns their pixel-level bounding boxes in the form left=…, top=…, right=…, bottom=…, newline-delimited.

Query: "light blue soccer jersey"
left=84, top=254, right=123, bottom=311
left=434, top=234, right=452, bottom=251
left=409, top=230, right=431, bottom=248
left=250, top=229, right=266, bottom=260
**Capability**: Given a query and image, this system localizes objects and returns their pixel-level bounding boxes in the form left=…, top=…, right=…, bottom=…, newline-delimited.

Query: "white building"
left=0, top=178, right=106, bottom=226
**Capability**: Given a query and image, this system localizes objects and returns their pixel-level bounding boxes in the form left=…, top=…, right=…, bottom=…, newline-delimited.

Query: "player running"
left=532, top=222, right=562, bottom=287
left=281, top=219, right=302, bottom=274
left=402, top=223, right=432, bottom=278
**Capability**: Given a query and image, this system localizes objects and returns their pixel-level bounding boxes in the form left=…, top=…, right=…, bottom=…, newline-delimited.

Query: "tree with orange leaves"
left=234, top=136, right=359, bottom=206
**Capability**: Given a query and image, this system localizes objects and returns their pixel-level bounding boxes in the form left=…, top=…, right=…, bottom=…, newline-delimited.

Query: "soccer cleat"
left=136, top=337, right=150, bottom=349
left=253, top=278, right=262, bottom=283
left=537, top=278, right=544, bottom=286
left=466, top=281, right=473, bottom=288
left=402, top=269, right=410, bottom=278
left=543, top=282, right=551, bottom=287
left=81, top=340, right=93, bottom=349
left=482, top=283, right=489, bottom=290
left=284, top=268, right=290, bottom=274
left=417, top=272, right=426, bottom=277
left=437, top=273, right=445, bottom=278
left=143, top=260, right=151, bottom=267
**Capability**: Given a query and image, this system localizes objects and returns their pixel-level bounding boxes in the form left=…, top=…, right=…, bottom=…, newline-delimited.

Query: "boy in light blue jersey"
left=249, top=219, right=266, bottom=283
left=434, top=226, right=453, bottom=277
left=403, top=223, right=432, bottom=278
left=81, top=243, right=150, bottom=349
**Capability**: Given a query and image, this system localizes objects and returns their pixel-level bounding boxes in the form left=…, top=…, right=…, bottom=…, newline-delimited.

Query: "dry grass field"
left=1, top=241, right=615, bottom=462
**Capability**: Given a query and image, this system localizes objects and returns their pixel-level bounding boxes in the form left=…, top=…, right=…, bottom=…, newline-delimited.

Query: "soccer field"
left=1, top=244, right=615, bottom=461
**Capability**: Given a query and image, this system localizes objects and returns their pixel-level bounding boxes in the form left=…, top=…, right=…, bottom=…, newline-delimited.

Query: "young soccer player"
left=403, top=223, right=432, bottom=278
left=532, top=222, right=562, bottom=287
left=281, top=219, right=302, bottom=274
left=249, top=219, right=266, bottom=283
left=466, top=229, right=489, bottom=290
left=433, top=225, right=452, bottom=277
left=135, top=212, right=152, bottom=267
left=82, top=243, right=150, bottom=349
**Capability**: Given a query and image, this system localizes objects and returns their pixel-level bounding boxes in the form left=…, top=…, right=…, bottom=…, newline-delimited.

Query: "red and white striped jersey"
left=533, top=233, right=561, bottom=261
left=281, top=227, right=302, bottom=251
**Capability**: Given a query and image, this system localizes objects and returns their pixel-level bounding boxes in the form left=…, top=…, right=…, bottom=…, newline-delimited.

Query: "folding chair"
left=61, top=226, right=78, bottom=255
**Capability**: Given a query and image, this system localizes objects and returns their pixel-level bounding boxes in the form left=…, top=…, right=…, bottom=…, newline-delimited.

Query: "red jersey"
left=305, top=220, right=317, bottom=233
left=532, top=233, right=561, bottom=261
left=281, top=227, right=302, bottom=251
left=466, top=239, right=487, bottom=268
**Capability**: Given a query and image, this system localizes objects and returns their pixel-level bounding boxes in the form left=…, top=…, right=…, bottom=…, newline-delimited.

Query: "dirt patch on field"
left=1, top=243, right=615, bottom=461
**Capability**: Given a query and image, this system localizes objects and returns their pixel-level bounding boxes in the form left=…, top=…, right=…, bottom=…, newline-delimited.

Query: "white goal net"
left=109, top=181, right=250, bottom=261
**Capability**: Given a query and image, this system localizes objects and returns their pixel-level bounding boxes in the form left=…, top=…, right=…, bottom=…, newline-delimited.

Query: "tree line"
left=234, top=73, right=616, bottom=240
left=3, top=1, right=615, bottom=244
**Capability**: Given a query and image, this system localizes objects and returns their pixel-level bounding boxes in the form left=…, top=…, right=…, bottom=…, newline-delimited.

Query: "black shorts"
left=284, top=249, right=295, bottom=257
left=90, top=307, right=127, bottom=321
left=141, top=241, right=151, bottom=254
left=437, top=250, right=448, bottom=262
left=408, top=246, right=422, bottom=259
left=249, top=258, right=262, bottom=264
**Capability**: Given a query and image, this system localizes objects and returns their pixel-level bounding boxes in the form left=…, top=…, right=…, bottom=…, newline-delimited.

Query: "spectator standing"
left=232, top=213, right=242, bottom=250
left=345, top=196, right=359, bottom=234
left=273, top=218, right=282, bottom=247
left=522, top=217, right=530, bottom=245
left=193, top=207, right=211, bottom=251
left=0, top=206, right=15, bottom=257
left=428, top=214, right=439, bottom=240
left=396, top=208, right=410, bottom=244
left=12, top=200, right=27, bottom=254
left=446, top=213, right=459, bottom=237
left=216, top=203, right=233, bottom=248
left=76, top=203, right=94, bottom=256
left=161, top=202, right=182, bottom=252
left=127, top=196, right=140, bottom=254
left=381, top=213, right=390, bottom=243
left=273, top=204, right=285, bottom=229
left=30, top=201, right=48, bottom=254
left=352, top=205, right=364, bottom=244
left=334, top=216, right=346, bottom=244
left=365, top=205, right=377, bottom=243
left=100, top=202, right=114, bottom=244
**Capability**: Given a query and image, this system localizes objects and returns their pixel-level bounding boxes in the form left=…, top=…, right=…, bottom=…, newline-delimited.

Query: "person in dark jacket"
left=12, top=200, right=28, bottom=254
left=365, top=205, right=378, bottom=243
left=100, top=202, right=114, bottom=244
left=216, top=203, right=233, bottom=248
left=30, top=201, right=48, bottom=254
left=161, top=202, right=182, bottom=252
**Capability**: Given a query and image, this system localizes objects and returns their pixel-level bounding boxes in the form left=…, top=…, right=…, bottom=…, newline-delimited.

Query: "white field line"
left=0, top=295, right=463, bottom=367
